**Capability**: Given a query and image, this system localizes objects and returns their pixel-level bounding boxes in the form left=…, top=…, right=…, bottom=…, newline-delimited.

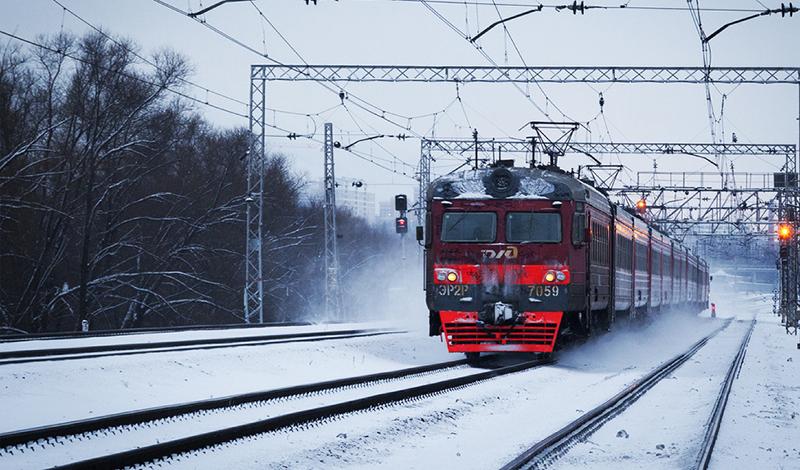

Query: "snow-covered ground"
left=711, top=302, right=800, bottom=468
left=2, top=363, right=483, bottom=470
left=1, top=279, right=796, bottom=470
left=553, top=320, right=753, bottom=469
left=138, top=314, right=726, bottom=469
left=0, top=329, right=449, bottom=432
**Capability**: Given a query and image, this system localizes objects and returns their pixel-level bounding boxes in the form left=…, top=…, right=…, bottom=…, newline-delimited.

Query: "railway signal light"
left=395, top=194, right=407, bottom=211
left=778, top=223, right=793, bottom=241
left=635, top=198, right=647, bottom=214
left=395, top=216, right=408, bottom=234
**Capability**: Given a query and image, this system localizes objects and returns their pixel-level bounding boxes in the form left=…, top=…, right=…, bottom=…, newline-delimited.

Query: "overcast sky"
left=3, top=0, right=799, bottom=202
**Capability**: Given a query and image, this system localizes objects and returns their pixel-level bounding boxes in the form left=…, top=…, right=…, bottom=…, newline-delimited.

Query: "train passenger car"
left=421, top=164, right=710, bottom=357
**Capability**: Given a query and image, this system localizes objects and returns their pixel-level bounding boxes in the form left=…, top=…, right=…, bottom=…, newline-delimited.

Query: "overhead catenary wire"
left=152, top=0, right=455, bottom=137
left=488, top=0, right=579, bottom=123
left=419, top=0, right=580, bottom=124
left=340, top=103, right=418, bottom=170
left=419, top=0, right=549, bottom=119
left=0, top=28, right=417, bottom=180
left=52, top=0, right=406, bottom=124
left=152, top=0, right=467, bottom=167
left=50, top=0, right=249, bottom=110
left=50, top=0, right=358, bottom=122
left=354, top=0, right=770, bottom=13
left=264, top=118, right=417, bottom=179
left=0, top=29, right=249, bottom=120
left=246, top=0, right=422, bottom=175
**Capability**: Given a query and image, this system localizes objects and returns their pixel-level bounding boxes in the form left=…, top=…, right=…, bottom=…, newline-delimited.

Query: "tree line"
left=0, top=32, right=399, bottom=333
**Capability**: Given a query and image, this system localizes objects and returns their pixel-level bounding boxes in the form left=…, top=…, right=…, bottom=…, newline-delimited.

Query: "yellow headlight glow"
left=446, top=272, right=458, bottom=282
left=544, top=272, right=556, bottom=283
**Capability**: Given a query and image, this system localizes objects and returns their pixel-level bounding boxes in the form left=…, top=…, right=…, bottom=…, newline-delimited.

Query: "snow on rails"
left=0, top=356, right=550, bottom=469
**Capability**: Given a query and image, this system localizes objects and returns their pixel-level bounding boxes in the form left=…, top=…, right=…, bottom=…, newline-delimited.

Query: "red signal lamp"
left=395, top=216, right=408, bottom=234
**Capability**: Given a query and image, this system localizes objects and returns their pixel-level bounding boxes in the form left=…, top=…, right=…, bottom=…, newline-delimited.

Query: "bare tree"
left=0, top=32, right=400, bottom=333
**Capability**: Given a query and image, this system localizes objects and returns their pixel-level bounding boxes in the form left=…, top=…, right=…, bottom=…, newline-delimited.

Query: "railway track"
left=0, top=321, right=313, bottom=343
left=0, top=328, right=404, bottom=365
left=695, top=319, right=756, bottom=469
left=500, top=318, right=753, bottom=470
left=0, top=356, right=552, bottom=469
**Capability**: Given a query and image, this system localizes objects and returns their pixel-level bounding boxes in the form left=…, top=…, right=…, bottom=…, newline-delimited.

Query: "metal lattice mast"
left=323, top=123, right=342, bottom=321
left=781, top=86, right=800, bottom=337
left=417, top=139, right=432, bottom=226
left=245, top=69, right=266, bottom=324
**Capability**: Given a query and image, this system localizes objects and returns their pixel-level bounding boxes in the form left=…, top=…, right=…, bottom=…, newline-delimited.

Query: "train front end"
left=424, top=166, right=582, bottom=355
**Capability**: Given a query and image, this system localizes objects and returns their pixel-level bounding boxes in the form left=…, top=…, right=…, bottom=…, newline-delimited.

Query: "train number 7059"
left=529, top=285, right=559, bottom=297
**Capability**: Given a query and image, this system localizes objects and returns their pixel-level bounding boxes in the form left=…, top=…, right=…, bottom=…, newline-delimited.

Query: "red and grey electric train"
left=421, top=164, right=710, bottom=357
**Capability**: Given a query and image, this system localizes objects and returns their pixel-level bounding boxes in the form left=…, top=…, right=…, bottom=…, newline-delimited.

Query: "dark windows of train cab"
left=441, top=212, right=497, bottom=243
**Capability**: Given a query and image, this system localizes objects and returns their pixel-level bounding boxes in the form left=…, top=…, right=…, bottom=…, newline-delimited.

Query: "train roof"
left=429, top=166, right=703, bottom=262
left=428, top=166, right=610, bottom=211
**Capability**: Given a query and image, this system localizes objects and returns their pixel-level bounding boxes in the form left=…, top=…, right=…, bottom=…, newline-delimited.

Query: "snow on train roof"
left=428, top=166, right=608, bottom=209
left=427, top=167, right=701, bottom=261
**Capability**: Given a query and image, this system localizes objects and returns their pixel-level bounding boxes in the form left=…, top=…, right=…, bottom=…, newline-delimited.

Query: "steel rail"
left=0, top=358, right=470, bottom=448
left=501, top=319, right=732, bottom=470
left=694, top=319, right=757, bottom=469
left=0, top=328, right=404, bottom=366
left=0, top=321, right=313, bottom=343
left=53, top=357, right=553, bottom=469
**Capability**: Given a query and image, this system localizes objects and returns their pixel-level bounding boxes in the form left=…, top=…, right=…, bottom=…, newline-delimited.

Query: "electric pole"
left=323, top=123, right=343, bottom=321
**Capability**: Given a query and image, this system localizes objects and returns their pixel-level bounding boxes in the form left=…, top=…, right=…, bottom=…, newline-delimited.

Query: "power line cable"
left=0, top=27, right=416, bottom=180
left=51, top=0, right=249, bottom=110
left=0, top=28, right=249, bottom=119
left=248, top=0, right=309, bottom=64
left=154, top=0, right=444, bottom=128
left=488, top=0, right=578, bottom=122
left=341, top=103, right=418, bottom=170
left=354, top=0, right=768, bottom=13
left=152, top=0, right=464, bottom=161
left=419, top=0, right=580, bottom=124
left=245, top=0, right=418, bottom=170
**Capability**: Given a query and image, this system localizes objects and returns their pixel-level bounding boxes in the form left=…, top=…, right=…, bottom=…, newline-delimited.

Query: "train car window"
left=627, top=237, right=633, bottom=268
left=654, top=250, right=661, bottom=275
left=571, top=211, right=586, bottom=246
left=616, top=235, right=632, bottom=270
left=441, top=212, right=496, bottom=242
left=635, top=242, right=648, bottom=271
left=590, top=222, right=609, bottom=265
left=506, top=212, right=561, bottom=243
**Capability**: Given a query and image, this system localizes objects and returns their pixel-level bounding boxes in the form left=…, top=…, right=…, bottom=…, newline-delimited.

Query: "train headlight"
left=556, top=271, right=566, bottom=281
left=544, top=271, right=557, bottom=283
left=435, top=268, right=460, bottom=283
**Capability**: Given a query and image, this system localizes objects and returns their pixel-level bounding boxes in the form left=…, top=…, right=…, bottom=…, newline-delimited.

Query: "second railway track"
left=501, top=318, right=756, bottom=470
left=0, top=355, right=552, bottom=469
left=0, top=327, right=404, bottom=365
